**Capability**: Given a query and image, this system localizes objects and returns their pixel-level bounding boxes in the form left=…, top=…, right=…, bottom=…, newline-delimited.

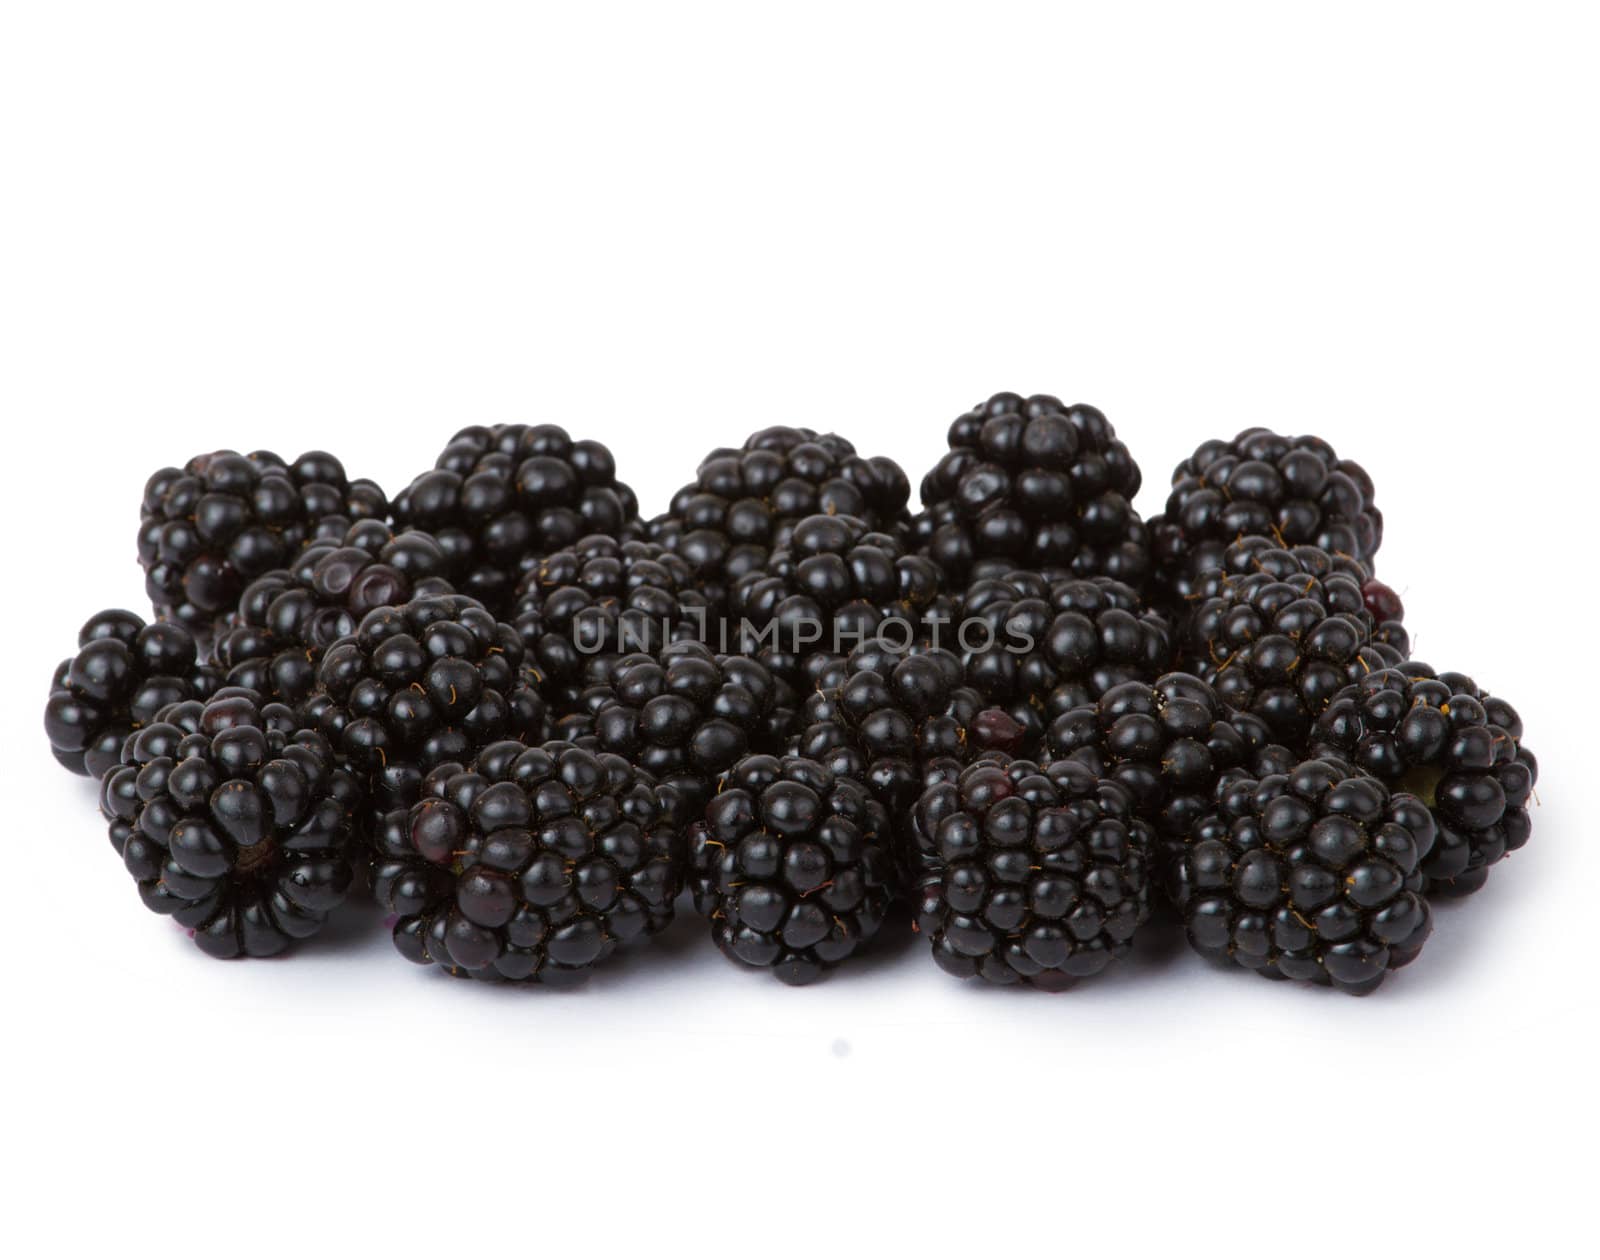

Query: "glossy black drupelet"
left=730, top=512, right=943, bottom=681
left=688, top=754, right=895, bottom=984
left=959, top=573, right=1172, bottom=749
left=213, top=523, right=455, bottom=705
left=1166, top=756, right=1435, bottom=994
left=911, top=756, right=1154, bottom=989
left=509, top=534, right=713, bottom=710
left=585, top=642, right=788, bottom=824
left=648, top=426, right=911, bottom=612
left=373, top=740, right=682, bottom=984
left=139, top=450, right=388, bottom=641
left=301, top=594, right=548, bottom=820
left=1150, top=428, right=1383, bottom=603
left=99, top=691, right=363, bottom=958
left=1312, top=663, right=1536, bottom=896
left=1047, top=673, right=1272, bottom=846
left=45, top=609, right=223, bottom=778
left=914, top=392, right=1149, bottom=588
left=390, top=424, right=639, bottom=617
left=1185, top=536, right=1408, bottom=748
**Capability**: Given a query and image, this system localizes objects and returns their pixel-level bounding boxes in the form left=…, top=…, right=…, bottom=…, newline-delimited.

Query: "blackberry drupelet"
left=648, top=426, right=911, bottom=612
left=959, top=573, right=1172, bottom=749
left=139, top=450, right=388, bottom=641
left=213, top=524, right=454, bottom=704
left=373, top=740, right=682, bottom=984
left=1166, top=756, right=1435, bottom=994
left=390, top=424, right=639, bottom=616
left=796, top=642, right=992, bottom=823
left=301, top=593, right=548, bottom=819
left=688, top=754, right=895, bottom=984
left=911, top=755, right=1154, bottom=989
left=913, top=392, right=1149, bottom=587
left=585, top=642, right=788, bottom=824
left=46, top=609, right=223, bottom=779
left=1150, top=428, right=1383, bottom=603
left=730, top=512, right=943, bottom=681
left=1184, top=536, right=1408, bottom=747
left=508, top=534, right=713, bottom=709
left=1047, top=672, right=1272, bottom=845
left=99, top=690, right=363, bottom=958
left=1312, top=663, right=1536, bottom=896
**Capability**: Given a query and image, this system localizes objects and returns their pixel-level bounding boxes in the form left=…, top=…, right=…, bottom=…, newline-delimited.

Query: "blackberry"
left=46, top=609, right=223, bottom=779
left=796, top=642, right=992, bottom=824
left=373, top=740, right=682, bottom=984
left=1184, top=536, right=1408, bottom=747
left=913, top=392, right=1149, bottom=587
left=139, top=450, right=388, bottom=641
left=1165, top=756, right=1435, bottom=994
left=1151, top=428, right=1382, bottom=603
left=729, top=513, right=943, bottom=681
left=99, top=690, right=363, bottom=958
left=509, top=534, right=712, bottom=708
left=688, top=754, right=895, bottom=984
left=649, top=426, right=911, bottom=611
left=213, top=524, right=455, bottom=704
left=959, top=573, right=1172, bottom=749
left=910, top=755, right=1154, bottom=989
left=1047, top=672, right=1272, bottom=845
left=390, top=424, right=639, bottom=616
left=301, top=594, right=548, bottom=819
left=585, top=642, right=788, bottom=824
left=1311, top=663, right=1536, bottom=896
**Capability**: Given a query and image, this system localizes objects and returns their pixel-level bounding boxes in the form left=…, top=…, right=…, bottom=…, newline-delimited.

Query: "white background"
left=2, top=4, right=1593, bottom=1257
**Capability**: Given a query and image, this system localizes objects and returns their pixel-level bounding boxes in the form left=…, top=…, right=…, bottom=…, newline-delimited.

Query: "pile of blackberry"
left=46, top=398, right=1537, bottom=995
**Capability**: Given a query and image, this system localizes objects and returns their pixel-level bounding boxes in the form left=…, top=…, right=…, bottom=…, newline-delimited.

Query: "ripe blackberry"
left=688, top=754, right=895, bottom=984
left=585, top=642, right=788, bottom=825
left=1185, top=536, right=1408, bottom=747
left=911, top=755, right=1154, bottom=989
left=1165, top=756, right=1436, bottom=994
left=139, top=450, right=388, bottom=641
left=1311, top=663, right=1536, bottom=896
left=959, top=573, right=1172, bottom=749
left=729, top=513, right=943, bottom=681
left=301, top=594, right=548, bottom=819
left=213, top=525, right=454, bottom=704
left=46, top=609, right=223, bottom=779
left=1151, top=428, right=1383, bottom=603
left=1046, top=673, right=1272, bottom=845
left=508, top=534, right=712, bottom=707
left=390, top=424, right=640, bottom=616
left=649, top=426, right=911, bottom=610
left=913, top=392, right=1149, bottom=587
left=373, top=740, right=682, bottom=984
left=796, top=642, right=992, bottom=823
left=99, top=690, right=363, bottom=958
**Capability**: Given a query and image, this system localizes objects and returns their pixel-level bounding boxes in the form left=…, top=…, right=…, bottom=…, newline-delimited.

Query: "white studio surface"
left=1, top=5, right=1593, bottom=1259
